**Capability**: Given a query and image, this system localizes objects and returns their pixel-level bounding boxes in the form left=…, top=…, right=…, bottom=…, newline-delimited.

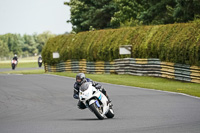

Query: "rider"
left=38, top=55, right=42, bottom=61
left=73, top=73, right=111, bottom=109
left=38, top=55, right=42, bottom=64
left=13, top=54, right=18, bottom=61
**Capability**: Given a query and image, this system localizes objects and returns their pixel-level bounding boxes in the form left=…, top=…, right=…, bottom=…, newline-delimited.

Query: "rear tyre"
left=90, top=102, right=104, bottom=120
left=105, top=108, right=114, bottom=118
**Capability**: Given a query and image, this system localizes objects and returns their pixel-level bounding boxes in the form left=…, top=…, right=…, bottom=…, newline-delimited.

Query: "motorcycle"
left=79, top=82, right=114, bottom=120
left=38, top=59, right=42, bottom=67
left=11, top=59, right=17, bottom=70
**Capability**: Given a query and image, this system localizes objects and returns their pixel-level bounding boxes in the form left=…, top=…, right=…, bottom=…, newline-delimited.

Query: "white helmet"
left=14, top=54, right=17, bottom=57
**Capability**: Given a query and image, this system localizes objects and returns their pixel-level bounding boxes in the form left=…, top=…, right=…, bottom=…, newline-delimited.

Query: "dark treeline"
left=65, top=0, right=200, bottom=33
left=0, top=31, right=55, bottom=58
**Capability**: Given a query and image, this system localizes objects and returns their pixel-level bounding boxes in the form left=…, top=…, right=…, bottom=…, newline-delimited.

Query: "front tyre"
left=38, top=63, right=42, bottom=67
left=12, top=64, right=15, bottom=70
left=90, top=103, right=104, bottom=120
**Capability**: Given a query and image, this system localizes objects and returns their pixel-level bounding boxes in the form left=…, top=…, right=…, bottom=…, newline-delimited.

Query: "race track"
left=0, top=74, right=200, bottom=133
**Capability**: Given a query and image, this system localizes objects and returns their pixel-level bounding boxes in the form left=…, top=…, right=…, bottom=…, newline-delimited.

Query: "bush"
left=42, top=23, right=200, bottom=66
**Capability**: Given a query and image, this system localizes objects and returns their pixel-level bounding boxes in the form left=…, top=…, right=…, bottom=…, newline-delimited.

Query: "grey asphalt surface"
left=0, top=74, right=200, bottom=133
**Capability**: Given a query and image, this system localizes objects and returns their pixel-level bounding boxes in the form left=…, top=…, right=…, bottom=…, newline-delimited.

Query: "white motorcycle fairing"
left=11, top=59, right=18, bottom=70
left=11, top=60, right=17, bottom=64
left=79, top=82, right=114, bottom=120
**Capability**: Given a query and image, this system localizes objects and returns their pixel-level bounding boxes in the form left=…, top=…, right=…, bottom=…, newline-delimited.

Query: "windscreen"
left=80, top=82, right=90, bottom=92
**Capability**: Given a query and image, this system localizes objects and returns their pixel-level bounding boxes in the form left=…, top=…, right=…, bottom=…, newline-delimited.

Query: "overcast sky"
left=0, top=0, right=72, bottom=35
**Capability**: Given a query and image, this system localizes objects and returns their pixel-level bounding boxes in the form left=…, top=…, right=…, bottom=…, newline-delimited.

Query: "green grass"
left=1, top=69, right=200, bottom=98
left=0, top=62, right=38, bottom=68
left=51, top=72, right=200, bottom=98
left=0, top=56, right=39, bottom=68
left=0, top=69, right=45, bottom=74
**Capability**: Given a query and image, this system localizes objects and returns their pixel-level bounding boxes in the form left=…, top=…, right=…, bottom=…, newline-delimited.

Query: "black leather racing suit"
left=13, top=57, right=18, bottom=61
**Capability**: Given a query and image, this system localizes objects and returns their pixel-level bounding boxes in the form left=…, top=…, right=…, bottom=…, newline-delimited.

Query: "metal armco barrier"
left=44, top=58, right=200, bottom=83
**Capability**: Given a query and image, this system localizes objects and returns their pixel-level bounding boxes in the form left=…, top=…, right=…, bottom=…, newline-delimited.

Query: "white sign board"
left=119, top=45, right=132, bottom=55
left=53, top=52, right=60, bottom=58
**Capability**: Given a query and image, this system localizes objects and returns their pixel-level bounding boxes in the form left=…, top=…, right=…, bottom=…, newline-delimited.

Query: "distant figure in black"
left=38, top=55, right=42, bottom=67
left=13, top=54, right=18, bottom=61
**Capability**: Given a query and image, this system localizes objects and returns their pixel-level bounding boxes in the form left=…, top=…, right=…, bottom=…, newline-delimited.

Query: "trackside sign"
left=53, top=52, right=60, bottom=58
left=119, top=45, right=132, bottom=55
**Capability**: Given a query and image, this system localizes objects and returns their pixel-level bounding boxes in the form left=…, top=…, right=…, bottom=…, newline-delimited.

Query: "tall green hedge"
left=42, top=22, right=200, bottom=66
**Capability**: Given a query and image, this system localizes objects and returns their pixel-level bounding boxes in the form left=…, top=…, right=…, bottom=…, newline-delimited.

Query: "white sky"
left=0, top=0, right=72, bottom=35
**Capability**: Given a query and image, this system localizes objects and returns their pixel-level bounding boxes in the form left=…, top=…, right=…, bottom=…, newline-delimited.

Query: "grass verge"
left=51, top=72, right=200, bottom=98
left=0, top=69, right=45, bottom=74
left=1, top=70, right=199, bottom=98
left=0, top=62, right=38, bottom=68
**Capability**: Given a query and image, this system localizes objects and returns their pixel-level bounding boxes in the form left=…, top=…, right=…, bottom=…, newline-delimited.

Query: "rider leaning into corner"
left=73, top=73, right=112, bottom=109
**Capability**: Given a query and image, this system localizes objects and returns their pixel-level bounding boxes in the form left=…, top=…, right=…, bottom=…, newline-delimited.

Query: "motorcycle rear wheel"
left=105, top=108, right=114, bottom=118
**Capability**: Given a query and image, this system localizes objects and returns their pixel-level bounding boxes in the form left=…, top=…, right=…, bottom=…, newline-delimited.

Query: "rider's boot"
left=107, top=96, right=113, bottom=108
left=106, top=94, right=111, bottom=103
left=104, top=92, right=113, bottom=107
left=101, top=88, right=112, bottom=107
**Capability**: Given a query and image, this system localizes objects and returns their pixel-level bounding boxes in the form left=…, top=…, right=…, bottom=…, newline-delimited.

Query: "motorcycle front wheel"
left=12, top=64, right=15, bottom=70
left=90, top=102, right=104, bottom=120
left=38, top=63, right=42, bottom=67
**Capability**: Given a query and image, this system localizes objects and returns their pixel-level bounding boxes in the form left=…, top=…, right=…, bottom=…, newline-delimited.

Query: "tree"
left=112, top=0, right=200, bottom=26
left=0, top=34, right=22, bottom=55
left=139, top=0, right=176, bottom=25
left=65, top=0, right=118, bottom=33
left=111, top=0, right=145, bottom=27
left=22, top=34, right=37, bottom=55
left=0, top=32, right=55, bottom=57
left=0, top=40, right=9, bottom=57
left=173, top=0, right=200, bottom=22
left=35, top=31, right=55, bottom=53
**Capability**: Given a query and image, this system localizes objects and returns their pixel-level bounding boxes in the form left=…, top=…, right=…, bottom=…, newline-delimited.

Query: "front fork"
left=87, top=98, right=102, bottom=112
